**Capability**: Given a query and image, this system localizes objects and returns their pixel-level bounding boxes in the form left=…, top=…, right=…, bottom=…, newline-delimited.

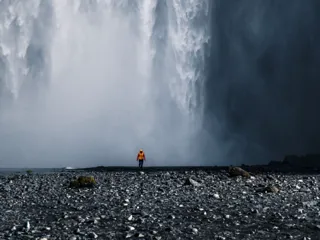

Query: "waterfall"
left=0, top=0, right=211, bottom=167
left=167, top=0, right=211, bottom=118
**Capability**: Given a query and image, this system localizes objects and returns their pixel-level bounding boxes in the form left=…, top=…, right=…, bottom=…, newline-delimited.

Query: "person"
left=136, top=149, right=146, bottom=168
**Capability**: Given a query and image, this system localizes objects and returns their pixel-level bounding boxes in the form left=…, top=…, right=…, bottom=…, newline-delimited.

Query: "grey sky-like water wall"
left=0, top=0, right=319, bottom=167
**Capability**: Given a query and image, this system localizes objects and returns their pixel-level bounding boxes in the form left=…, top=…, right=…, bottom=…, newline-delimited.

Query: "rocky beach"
left=0, top=167, right=320, bottom=240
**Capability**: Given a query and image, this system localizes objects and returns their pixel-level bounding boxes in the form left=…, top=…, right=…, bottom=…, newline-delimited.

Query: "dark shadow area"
left=204, top=0, right=320, bottom=164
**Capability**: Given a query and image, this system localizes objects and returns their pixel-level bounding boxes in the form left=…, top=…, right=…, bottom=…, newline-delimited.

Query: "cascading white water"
left=0, top=0, right=42, bottom=99
left=0, top=0, right=211, bottom=168
left=167, top=0, right=211, bottom=118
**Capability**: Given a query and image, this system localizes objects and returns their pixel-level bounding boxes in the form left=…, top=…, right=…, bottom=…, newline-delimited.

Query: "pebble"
left=0, top=170, right=318, bottom=240
left=127, top=226, right=135, bottom=231
left=88, top=232, right=98, bottom=238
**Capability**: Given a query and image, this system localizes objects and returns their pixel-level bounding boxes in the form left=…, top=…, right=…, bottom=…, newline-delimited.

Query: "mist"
left=0, top=0, right=210, bottom=168
left=2, top=0, right=319, bottom=168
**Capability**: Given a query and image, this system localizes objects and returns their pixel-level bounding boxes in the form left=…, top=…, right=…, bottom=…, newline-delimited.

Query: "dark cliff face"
left=204, top=0, right=320, bottom=164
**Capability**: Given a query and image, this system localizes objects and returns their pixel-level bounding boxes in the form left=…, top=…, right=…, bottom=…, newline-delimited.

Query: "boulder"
left=69, top=176, right=97, bottom=188
left=228, top=167, right=250, bottom=178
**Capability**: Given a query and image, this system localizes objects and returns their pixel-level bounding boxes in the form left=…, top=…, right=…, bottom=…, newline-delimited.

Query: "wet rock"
left=125, top=233, right=134, bottom=238
left=265, top=185, right=280, bottom=193
left=267, top=175, right=277, bottom=181
left=134, top=232, right=145, bottom=238
left=185, top=177, right=202, bottom=187
left=228, top=167, right=250, bottom=178
left=213, top=193, right=220, bottom=199
left=88, top=232, right=98, bottom=238
left=25, top=221, right=30, bottom=232
left=127, top=226, right=135, bottom=231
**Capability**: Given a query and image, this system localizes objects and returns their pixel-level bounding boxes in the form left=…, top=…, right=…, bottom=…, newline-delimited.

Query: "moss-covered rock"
left=69, top=176, right=97, bottom=188
left=26, top=170, right=33, bottom=175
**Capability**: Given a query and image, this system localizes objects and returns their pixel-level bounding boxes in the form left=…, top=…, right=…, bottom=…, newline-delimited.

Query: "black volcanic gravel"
left=0, top=170, right=320, bottom=240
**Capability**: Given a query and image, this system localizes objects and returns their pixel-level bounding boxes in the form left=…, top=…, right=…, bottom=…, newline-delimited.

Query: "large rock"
left=69, top=176, right=97, bottom=188
left=264, top=185, right=279, bottom=193
left=184, top=177, right=202, bottom=187
left=228, top=167, right=250, bottom=178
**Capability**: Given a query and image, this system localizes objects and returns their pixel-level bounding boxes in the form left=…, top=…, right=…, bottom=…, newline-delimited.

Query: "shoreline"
left=1, top=163, right=320, bottom=176
left=2, top=153, right=320, bottom=176
left=73, top=164, right=320, bottom=174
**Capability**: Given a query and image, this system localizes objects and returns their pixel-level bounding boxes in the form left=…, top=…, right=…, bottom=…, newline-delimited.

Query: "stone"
left=228, top=167, right=250, bottom=178
left=185, top=178, right=202, bottom=187
left=0, top=168, right=318, bottom=240
left=88, top=232, right=98, bottom=238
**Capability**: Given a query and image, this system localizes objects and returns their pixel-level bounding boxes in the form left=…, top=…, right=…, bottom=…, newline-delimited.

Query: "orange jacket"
left=137, top=151, right=146, bottom=160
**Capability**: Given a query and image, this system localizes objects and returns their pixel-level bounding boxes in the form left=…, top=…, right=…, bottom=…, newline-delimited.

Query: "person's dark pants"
left=138, top=160, right=144, bottom=168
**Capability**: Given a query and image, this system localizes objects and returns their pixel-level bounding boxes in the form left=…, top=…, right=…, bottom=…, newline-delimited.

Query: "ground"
left=0, top=168, right=320, bottom=239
